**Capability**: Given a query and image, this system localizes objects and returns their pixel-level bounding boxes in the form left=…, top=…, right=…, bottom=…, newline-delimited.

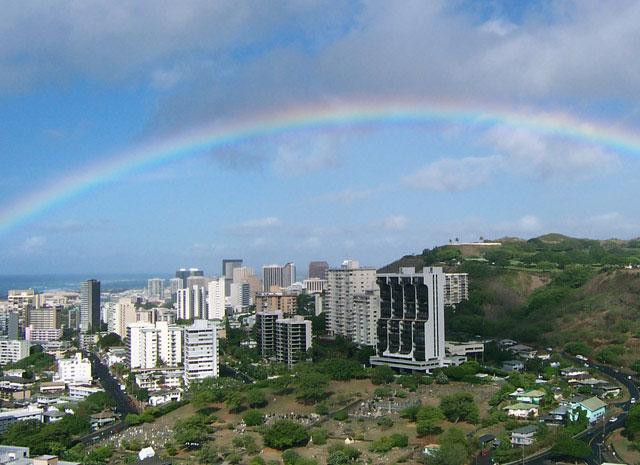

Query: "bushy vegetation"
left=261, top=419, right=309, bottom=450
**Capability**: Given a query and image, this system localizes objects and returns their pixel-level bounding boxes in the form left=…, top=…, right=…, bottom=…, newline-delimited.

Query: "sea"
left=0, top=273, right=168, bottom=299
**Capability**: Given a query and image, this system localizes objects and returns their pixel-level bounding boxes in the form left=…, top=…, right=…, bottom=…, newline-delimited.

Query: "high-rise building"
left=156, top=321, right=183, bottom=367
left=147, top=278, right=165, bottom=300
left=353, top=290, right=380, bottom=347
left=255, top=291, right=296, bottom=316
left=108, top=298, right=137, bottom=338
left=233, top=267, right=262, bottom=304
left=443, top=273, right=469, bottom=307
left=370, top=266, right=446, bottom=373
left=207, top=277, right=225, bottom=320
left=303, top=278, right=327, bottom=294
left=229, top=282, right=250, bottom=313
left=0, top=311, right=19, bottom=340
left=255, top=311, right=282, bottom=358
left=275, top=316, right=312, bottom=366
left=325, top=260, right=377, bottom=340
left=175, top=268, right=204, bottom=288
left=262, top=263, right=296, bottom=291
left=126, top=321, right=183, bottom=370
left=183, top=319, right=219, bottom=384
left=80, top=279, right=100, bottom=333
left=176, top=285, right=208, bottom=320
left=169, top=277, right=183, bottom=295
left=0, top=340, right=30, bottom=365
left=186, top=275, right=208, bottom=289
left=222, top=259, right=243, bottom=295
left=26, top=307, right=60, bottom=330
left=308, top=261, right=329, bottom=280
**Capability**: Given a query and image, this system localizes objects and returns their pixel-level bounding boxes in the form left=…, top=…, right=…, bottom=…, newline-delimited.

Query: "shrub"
left=377, top=416, right=394, bottom=429
left=261, top=420, right=309, bottom=450
left=371, top=365, right=395, bottom=385
left=243, top=409, right=265, bottom=426
left=333, top=410, right=348, bottom=421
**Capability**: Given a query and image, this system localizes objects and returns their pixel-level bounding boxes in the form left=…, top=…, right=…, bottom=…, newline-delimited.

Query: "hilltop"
left=387, top=234, right=640, bottom=369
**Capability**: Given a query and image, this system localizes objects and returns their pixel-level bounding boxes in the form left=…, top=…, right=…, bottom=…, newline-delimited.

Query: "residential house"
left=503, top=403, right=539, bottom=419
left=509, top=388, right=545, bottom=404
left=511, top=425, right=537, bottom=446
left=543, top=405, right=569, bottom=425
left=508, top=344, right=537, bottom=359
left=148, top=390, right=182, bottom=406
left=568, top=396, right=607, bottom=424
left=502, top=360, right=524, bottom=372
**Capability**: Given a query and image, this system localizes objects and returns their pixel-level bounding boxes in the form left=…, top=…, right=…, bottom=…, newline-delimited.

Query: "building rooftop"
left=512, top=425, right=538, bottom=435
left=579, top=396, right=607, bottom=412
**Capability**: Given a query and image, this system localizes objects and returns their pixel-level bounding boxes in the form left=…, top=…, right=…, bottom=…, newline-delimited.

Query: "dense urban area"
left=2, top=235, right=640, bottom=465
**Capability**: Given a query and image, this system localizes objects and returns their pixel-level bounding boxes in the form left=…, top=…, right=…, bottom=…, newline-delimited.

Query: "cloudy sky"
left=2, top=0, right=640, bottom=275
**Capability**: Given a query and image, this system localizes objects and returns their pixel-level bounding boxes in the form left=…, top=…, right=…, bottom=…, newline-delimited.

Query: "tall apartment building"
left=275, top=316, right=312, bottom=366
left=233, top=267, right=262, bottom=303
left=443, top=273, right=469, bottom=306
left=80, top=279, right=100, bottom=333
left=229, top=282, right=250, bottom=312
left=26, top=307, right=60, bottom=330
left=262, top=263, right=296, bottom=291
left=126, top=321, right=183, bottom=369
left=176, top=285, right=208, bottom=320
left=255, top=311, right=282, bottom=357
left=7, top=289, right=36, bottom=309
left=207, top=277, right=225, bottom=320
left=147, top=278, right=165, bottom=300
left=0, top=340, right=30, bottom=365
left=308, top=261, right=329, bottom=279
left=169, top=277, right=183, bottom=295
left=325, top=260, right=377, bottom=340
left=108, top=298, right=137, bottom=338
left=255, top=292, right=296, bottom=316
left=352, top=290, right=380, bottom=346
left=370, top=267, right=446, bottom=372
left=183, top=320, right=219, bottom=383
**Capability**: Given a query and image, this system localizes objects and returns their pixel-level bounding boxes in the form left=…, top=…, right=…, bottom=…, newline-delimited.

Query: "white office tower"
left=325, top=260, right=377, bottom=340
left=263, top=265, right=283, bottom=292
left=233, top=267, right=262, bottom=304
left=353, top=290, right=380, bottom=346
left=275, top=315, right=312, bottom=366
left=282, top=262, right=296, bottom=288
left=176, top=285, right=207, bottom=320
left=183, top=319, right=219, bottom=384
left=127, top=322, right=158, bottom=369
left=370, top=267, right=446, bottom=373
left=443, top=273, right=469, bottom=306
left=147, top=278, right=165, bottom=300
left=230, top=282, right=250, bottom=313
left=156, top=321, right=183, bottom=366
left=169, top=277, right=183, bottom=295
left=0, top=340, right=30, bottom=365
left=57, top=352, right=92, bottom=384
left=207, top=277, right=226, bottom=320
left=255, top=311, right=282, bottom=357
left=303, top=278, right=326, bottom=294
left=109, top=298, right=137, bottom=338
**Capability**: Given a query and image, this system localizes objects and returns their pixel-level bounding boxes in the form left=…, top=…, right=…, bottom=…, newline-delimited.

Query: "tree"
left=416, top=405, right=444, bottom=436
left=551, top=434, right=591, bottom=459
left=294, top=372, right=330, bottom=404
left=318, top=358, right=366, bottom=381
left=242, top=409, right=265, bottom=426
left=627, top=404, right=640, bottom=439
left=97, top=332, right=122, bottom=349
left=174, top=415, right=211, bottom=448
left=310, top=427, right=328, bottom=445
left=261, top=420, right=309, bottom=450
left=246, top=388, right=267, bottom=408
left=424, top=428, right=469, bottom=465
left=440, top=392, right=478, bottom=423
left=370, top=365, right=395, bottom=385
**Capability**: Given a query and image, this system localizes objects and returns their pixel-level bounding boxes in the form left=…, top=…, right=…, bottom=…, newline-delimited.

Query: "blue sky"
left=2, top=0, right=640, bottom=275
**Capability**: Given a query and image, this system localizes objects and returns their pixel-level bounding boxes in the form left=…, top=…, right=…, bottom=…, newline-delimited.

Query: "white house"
left=503, top=403, right=539, bottom=419
left=511, top=425, right=537, bottom=446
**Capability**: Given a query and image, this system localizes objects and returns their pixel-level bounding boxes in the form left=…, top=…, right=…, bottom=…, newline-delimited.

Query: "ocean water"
left=0, top=273, right=168, bottom=299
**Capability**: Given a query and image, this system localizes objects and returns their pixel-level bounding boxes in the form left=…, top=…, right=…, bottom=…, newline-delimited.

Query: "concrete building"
left=207, top=277, right=225, bottom=320
left=255, top=291, right=296, bottom=316
left=0, top=340, right=30, bottom=365
left=147, top=278, right=165, bottom=300
left=222, top=259, right=243, bottom=295
left=232, top=267, right=262, bottom=304
left=229, top=282, right=250, bottom=313
left=127, top=322, right=182, bottom=369
left=262, top=263, right=296, bottom=291
left=80, top=279, right=100, bottom=332
left=275, top=316, right=312, bottom=366
left=175, top=268, right=204, bottom=288
left=56, top=353, right=92, bottom=384
left=0, top=311, right=19, bottom=340
left=443, top=273, right=469, bottom=307
left=308, top=261, right=329, bottom=280
left=325, top=260, right=377, bottom=340
left=7, top=289, right=36, bottom=309
left=352, top=290, right=380, bottom=346
left=25, top=328, right=62, bottom=342
left=176, top=285, right=207, bottom=320
left=256, top=311, right=282, bottom=357
left=370, top=267, right=446, bottom=373
left=169, top=277, right=183, bottom=295
left=303, top=278, right=327, bottom=294
left=183, top=320, right=218, bottom=383
left=26, top=308, right=59, bottom=330
left=108, top=298, right=137, bottom=339
left=156, top=321, right=183, bottom=367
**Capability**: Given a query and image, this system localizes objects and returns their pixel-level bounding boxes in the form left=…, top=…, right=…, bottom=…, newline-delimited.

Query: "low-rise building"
left=148, top=390, right=182, bottom=406
left=56, top=353, right=92, bottom=385
left=502, top=360, right=524, bottom=372
left=68, top=385, right=104, bottom=401
left=509, top=388, right=545, bottom=404
left=0, top=341, right=30, bottom=365
left=445, top=341, right=484, bottom=358
left=503, top=403, right=539, bottom=419
left=511, top=425, right=537, bottom=446
left=568, top=396, right=606, bottom=424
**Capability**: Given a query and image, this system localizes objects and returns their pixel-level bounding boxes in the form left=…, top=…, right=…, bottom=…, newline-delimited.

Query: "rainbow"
left=2, top=99, right=640, bottom=236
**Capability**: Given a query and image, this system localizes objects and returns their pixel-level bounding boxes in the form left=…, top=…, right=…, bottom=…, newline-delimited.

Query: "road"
left=477, top=355, right=639, bottom=465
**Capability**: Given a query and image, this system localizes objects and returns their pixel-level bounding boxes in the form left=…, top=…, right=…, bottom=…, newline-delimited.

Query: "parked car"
left=576, top=355, right=588, bottom=361
left=610, top=416, right=618, bottom=423
left=630, top=398, right=636, bottom=404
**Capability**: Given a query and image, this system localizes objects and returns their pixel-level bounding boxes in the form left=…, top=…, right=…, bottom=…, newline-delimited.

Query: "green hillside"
left=394, top=234, right=640, bottom=370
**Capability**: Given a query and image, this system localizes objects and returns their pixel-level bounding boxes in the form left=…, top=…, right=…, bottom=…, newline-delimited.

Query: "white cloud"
left=240, top=216, right=281, bottom=228
left=377, top=215, right=409, bottom=231
left=405, top=156, right=499, bottom=191
left=19, top=236, right=46, bottom=253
